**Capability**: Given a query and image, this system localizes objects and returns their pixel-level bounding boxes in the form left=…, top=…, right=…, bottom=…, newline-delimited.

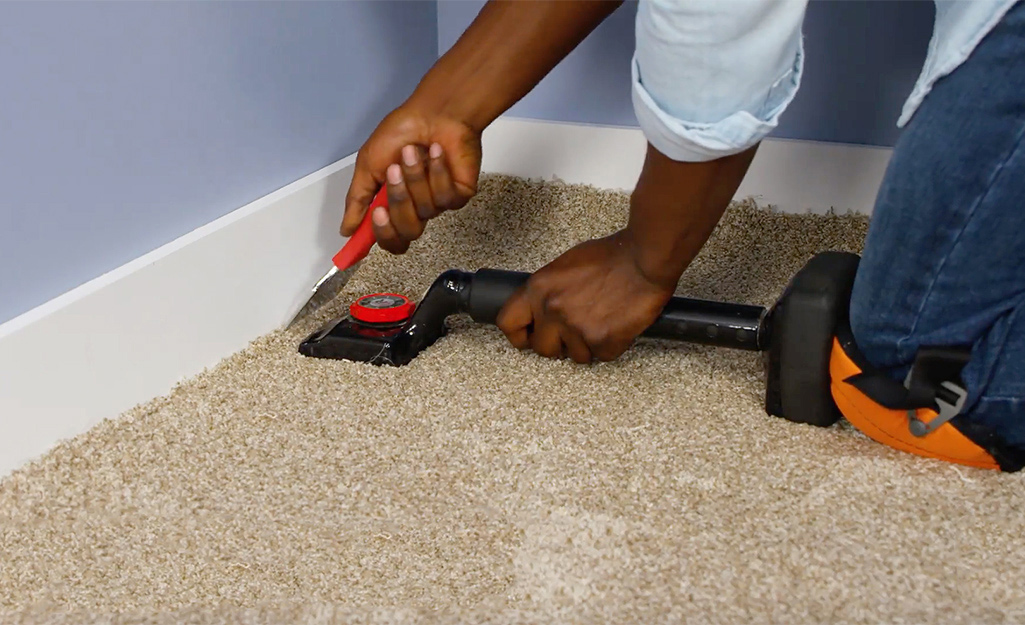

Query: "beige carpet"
left=3, top=175, right=1025, bottom=625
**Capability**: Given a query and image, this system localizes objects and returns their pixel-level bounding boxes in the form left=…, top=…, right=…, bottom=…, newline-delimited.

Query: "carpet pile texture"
left=3, top=175, right=1024, bottom=624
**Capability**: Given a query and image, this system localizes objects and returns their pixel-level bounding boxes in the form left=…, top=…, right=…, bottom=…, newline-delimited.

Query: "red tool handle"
left=332, top=186, right=387, bottom=271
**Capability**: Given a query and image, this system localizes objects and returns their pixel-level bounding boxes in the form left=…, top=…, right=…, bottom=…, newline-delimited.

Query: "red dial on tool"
left=349, top=293, right=416, bottom=324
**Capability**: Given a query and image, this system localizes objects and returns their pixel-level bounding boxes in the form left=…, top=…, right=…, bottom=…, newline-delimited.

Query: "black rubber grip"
left=467, top=269, right=530, bottom=324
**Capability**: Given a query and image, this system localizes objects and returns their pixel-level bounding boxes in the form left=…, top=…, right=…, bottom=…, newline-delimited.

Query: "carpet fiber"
left=3, top=175, right=1025, bottom=624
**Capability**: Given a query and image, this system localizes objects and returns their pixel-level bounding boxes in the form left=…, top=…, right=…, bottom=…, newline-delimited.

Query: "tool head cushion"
left=763, top=251, right=861, bottom=427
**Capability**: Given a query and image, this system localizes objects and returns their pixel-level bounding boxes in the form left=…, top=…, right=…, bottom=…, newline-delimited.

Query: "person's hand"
left=342, top=103, right=482, bottom=254
left=495, top=230, right=677, bottom=363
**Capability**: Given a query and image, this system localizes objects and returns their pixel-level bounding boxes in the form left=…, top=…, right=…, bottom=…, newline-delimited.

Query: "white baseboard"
left=481, top=117, right=893, bottom=215
left=0, top=156, right=357, bottom=477
left=0, top=115, right=892, bottom=477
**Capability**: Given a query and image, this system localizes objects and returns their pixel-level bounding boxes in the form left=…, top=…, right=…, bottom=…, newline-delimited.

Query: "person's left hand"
left=495, top=230, right=677, bottom=363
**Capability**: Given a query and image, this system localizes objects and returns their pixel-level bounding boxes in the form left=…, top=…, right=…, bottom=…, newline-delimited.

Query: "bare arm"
left=408, top=0, right=625, bottom=132
left=342, top=0, right=624, bottom=243
left=624, top=142, right=760, bottom=290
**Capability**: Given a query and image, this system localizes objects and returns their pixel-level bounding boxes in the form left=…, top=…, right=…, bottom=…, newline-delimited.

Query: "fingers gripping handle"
left=333, top=186, right=388, bottom=271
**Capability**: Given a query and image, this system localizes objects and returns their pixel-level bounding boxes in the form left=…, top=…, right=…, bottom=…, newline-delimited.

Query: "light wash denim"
left=631, top=0, right=1021, bottom=162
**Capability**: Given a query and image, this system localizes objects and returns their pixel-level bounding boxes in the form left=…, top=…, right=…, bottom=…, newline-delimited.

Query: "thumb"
left=341, top=160, right=381, bottom=237
left=448, top=141, right=483, bottom=201
left=495, top=287, right=533, bottom=350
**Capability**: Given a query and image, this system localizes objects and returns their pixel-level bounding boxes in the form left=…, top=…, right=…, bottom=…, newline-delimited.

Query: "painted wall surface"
left=0, top=1, right=437, bottom=324
left=437, top=0, right=935, bottom=147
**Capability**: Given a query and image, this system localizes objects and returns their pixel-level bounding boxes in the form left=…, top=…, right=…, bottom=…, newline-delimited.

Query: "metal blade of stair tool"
left=282, top=186, right=387, bottom=330
left=284, top=264, right=360, bottom=330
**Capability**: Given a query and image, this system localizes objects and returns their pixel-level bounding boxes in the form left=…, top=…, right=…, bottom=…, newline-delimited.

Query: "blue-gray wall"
left=0, top=1, right=437, bottom=324
left=1, top=0, right=936, bottom=325
left=437, top=0, right=935, bottom=146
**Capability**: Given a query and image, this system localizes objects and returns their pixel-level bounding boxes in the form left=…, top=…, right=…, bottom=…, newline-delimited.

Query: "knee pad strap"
left=829, top=335, right=1001, bottom=470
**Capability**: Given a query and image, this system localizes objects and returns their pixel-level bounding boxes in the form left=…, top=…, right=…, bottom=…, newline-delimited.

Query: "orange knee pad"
left=759, top=250, right=1020, bottom=471
left=829, top=334, right=1002, bottom=470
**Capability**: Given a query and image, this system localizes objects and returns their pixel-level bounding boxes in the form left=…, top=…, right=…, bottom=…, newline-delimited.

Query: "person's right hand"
left=341, top=104, right=483, bottom=254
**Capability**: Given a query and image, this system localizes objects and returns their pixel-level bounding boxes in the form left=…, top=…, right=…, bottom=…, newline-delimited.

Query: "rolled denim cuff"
left=630, top=43, right=804, bottom=162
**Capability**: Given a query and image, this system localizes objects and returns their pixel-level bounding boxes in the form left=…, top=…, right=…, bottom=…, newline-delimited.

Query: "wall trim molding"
left=0, top=115, right=892, bottom=477
left=0, top=154, right=357, bottom=477
left=481, top=117, right=893, bottom=215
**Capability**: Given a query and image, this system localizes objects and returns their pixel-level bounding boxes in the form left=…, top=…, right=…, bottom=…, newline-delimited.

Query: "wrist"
left=617, top=227, right=688, bottom=294
left=404, top=72, right=497, bottom=134
left=619, top=142, right=759, bottom=292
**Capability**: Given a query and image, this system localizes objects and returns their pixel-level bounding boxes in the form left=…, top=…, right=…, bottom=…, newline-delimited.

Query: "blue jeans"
left=849, top=0, right=1025, bottom=451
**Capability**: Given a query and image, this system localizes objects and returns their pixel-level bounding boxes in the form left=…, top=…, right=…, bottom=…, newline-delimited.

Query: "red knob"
left=349, top=293, right=416, bottom=324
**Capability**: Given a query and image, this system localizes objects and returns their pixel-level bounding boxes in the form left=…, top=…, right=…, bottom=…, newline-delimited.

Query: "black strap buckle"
left=905, top=375, right=968, bottom=437
left=902, top=346, right=971, bottom=437
left=844, top=344, right=972, bottom=438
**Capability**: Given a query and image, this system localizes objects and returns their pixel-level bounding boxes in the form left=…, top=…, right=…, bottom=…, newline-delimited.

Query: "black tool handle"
left=467, top=268, right=766, bottom=351
left=467, top=269, right=530, bottom=324
left=646, top=297, right=765, bottom=350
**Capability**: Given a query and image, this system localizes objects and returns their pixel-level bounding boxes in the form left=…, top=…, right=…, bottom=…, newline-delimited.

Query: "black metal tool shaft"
left=644, top=297, right=765, bottom=350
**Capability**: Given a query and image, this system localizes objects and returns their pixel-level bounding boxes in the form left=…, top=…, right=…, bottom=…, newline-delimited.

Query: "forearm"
left=625, top=142, right=759, bottom=288
left=407, top=0, right=623, bottom=132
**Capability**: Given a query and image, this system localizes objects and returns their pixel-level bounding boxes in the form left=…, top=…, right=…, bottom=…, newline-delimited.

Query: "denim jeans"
left=849, top=0, right=1025, bottom=450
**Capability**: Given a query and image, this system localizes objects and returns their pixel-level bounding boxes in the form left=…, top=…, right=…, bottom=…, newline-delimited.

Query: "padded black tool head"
left=763, top=251, right=861, bottom=427
left=297, top=269, right=532, bottom=366
left=298, top=270, right=475, bottom=366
